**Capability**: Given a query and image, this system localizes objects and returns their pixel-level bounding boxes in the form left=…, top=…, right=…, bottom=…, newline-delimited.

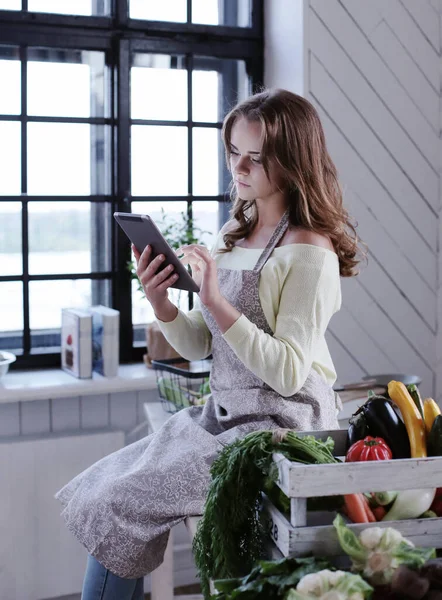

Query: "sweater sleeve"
left=222, top=251, right=340, bottom=397
left=155, top=231, right=225, bottom=361
left=156, top=295, right=212, bottom=361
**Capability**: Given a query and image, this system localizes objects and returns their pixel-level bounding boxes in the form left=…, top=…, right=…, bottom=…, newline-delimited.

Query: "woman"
left=55, top=88, right=364, bottom=600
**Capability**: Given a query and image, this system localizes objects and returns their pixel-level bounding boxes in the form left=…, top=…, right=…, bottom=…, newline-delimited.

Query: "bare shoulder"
left=282, top=227, right=335, bottom=252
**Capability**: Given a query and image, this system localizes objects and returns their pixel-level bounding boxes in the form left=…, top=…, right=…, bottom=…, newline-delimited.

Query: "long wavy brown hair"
left=219, top=89, right=366, bottom=277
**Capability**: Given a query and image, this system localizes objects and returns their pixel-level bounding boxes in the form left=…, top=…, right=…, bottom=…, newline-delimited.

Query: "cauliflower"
left=356, top=525, right=414, bottom=585
left=296, top=569, right=345, bottom=595
left=333, top=514, right=435, bottom=586
left=359, top=527, right=383, bottom=550
left=286, top=568, right=372, bottom=600
left=378, top=527, right=413, bottom=551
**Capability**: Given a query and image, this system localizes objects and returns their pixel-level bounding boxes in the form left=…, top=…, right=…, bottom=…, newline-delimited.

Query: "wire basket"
left=151, top=356, right=212, bottom=414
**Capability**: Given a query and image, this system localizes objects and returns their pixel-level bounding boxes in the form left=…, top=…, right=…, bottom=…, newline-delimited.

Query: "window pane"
left=27, top=49, right=109, bottom=118
left=29, top=279, right=91, bottom=331
left=0, top=0, right=20, bottom=9
left=192, top=57, right=250, bottom=123
left=130, top=0, right=186, bottom=23
left=0, top=47, right=20, bottom=115
left=131, top=126, right=188, bottom=196
left=28, top=279, right=110, bottom=348
left=192, top=0, right=218, bottom=25
left=0, top=122, right=21, bottom=195
left=0, top=282, right=22, bottom=333
left=131, top=200, right=188, bottom=218
left=28, top=201, right=111, bottom=275
left=237, top=0, right=252, bottom=28
left=192, top=70, right=218, bottom=123
left=27, top=0, right=110, bottom=16
left=0, top=201, right=22, bottom=276
left=131, top=54, right=187, bottom=121
left=193, top=128, right=219, bottom=196
left=192, top=201, right=218, bottom=248
left=192, top=0, right=251, bottom=27
left=27, top=123, right=110, bottom=195
left=28, top=61, right=90, bottom=117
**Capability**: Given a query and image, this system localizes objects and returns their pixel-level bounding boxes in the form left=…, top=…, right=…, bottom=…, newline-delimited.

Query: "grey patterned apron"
left=55, top=209, right=340, bottom=579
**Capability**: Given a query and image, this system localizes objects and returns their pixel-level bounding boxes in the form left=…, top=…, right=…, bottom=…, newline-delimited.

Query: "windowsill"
left=0, top=363, right=158, bottom=404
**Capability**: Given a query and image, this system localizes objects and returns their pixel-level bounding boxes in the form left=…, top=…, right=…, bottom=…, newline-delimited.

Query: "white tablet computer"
left=114, top=212, right=200, bottom=293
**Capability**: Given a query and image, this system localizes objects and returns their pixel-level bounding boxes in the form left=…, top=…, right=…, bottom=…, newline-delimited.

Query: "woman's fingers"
left=179, top=253, right=202, bottom=269
left=191, top=246, right=212, bottom=264
left=139, top=256, right=165, bottom=285
left=138, top=252, right=164, bottom=281
left=157, top=271, right=179, bottom=291
left=183, top=248, right=213, bottom=273
left=131, top=244, right=141, bottom=261
left=135, top=244, right=152, bottom=274
left=177, top=244, right=209, bottom=256
left=150, top=263, right=176, bottom=288
left=179, top=245, right=211, bottom=268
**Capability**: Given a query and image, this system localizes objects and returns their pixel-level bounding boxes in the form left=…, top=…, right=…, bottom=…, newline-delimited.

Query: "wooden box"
left=263, top=428, right=442, bottom=557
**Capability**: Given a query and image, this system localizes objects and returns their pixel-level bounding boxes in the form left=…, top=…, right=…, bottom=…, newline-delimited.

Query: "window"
left=0, top=1, right=263, bottom=368
left=130, top=0, right=252, bottom=27
left=0, top=46, right=112, bottom=359
left=1, top=0, right=111, bottom=15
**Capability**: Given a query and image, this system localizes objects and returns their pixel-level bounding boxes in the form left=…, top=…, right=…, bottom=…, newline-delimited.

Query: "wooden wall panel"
left=305, top=0, right=440, bottom=398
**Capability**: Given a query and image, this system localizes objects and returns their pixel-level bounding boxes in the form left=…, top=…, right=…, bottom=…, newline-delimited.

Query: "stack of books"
left=61, top=306, right=120, bottom=379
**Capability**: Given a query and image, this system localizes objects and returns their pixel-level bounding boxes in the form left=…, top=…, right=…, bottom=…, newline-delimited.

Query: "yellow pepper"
left=423, top=398, right=441, bottom=435
left=387, top=381, right=427, bottom=458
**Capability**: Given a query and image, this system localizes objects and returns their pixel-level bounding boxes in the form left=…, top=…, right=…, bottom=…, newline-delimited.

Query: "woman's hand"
left=178, top=244, right=222, bottom=309
left=179, top=244, right=241, bottom=332
left=132, top=244, right=178, bottom=321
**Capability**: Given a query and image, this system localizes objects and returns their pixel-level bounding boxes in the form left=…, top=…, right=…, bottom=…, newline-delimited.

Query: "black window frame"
left=0, top=0, right=264, bottom=370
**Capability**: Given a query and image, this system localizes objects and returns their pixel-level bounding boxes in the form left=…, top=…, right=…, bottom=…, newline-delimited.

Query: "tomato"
left=346, top=436, right=393, bottom=462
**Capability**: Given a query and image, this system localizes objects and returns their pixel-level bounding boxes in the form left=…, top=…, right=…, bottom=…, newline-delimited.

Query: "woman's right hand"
left=132, top=244, right=179, bottom=316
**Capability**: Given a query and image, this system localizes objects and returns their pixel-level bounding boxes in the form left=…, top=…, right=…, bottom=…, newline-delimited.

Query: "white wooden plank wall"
left=0, top=391, right=200, bottom=600
left=0, top=431, right=126, bottom=600
left=437, top=0, right=442, bottom=411
left=303, top=0, right=441, bottom=400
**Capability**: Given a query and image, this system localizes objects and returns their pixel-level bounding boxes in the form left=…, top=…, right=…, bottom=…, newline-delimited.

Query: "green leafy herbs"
left=212, top=556, right=331, bottom=600
left=193, top=431, right=274, bottom=598
left=192, top=430, right=340, bottom=598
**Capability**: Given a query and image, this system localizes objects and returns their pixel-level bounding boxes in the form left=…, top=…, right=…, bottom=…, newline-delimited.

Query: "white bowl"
left=0, top=351, right=16, bottom=377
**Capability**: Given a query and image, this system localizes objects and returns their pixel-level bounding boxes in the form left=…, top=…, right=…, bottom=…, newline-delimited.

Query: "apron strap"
left=253, top=209, right=290, bottom=274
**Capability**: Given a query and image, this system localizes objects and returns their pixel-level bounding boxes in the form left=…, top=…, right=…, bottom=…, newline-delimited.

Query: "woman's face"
left=229, top=117, right=282, bottom=202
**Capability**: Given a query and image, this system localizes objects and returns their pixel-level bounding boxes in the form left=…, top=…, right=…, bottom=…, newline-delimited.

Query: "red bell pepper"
left=346, top=436, right=393, bottom=462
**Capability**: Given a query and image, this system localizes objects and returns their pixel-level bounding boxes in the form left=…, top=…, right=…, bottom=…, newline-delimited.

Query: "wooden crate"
left=262, top=428, right=442, bottom=557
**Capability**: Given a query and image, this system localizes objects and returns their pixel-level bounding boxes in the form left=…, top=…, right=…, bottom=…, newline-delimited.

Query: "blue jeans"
left=81, top=554, right=144, bottom=600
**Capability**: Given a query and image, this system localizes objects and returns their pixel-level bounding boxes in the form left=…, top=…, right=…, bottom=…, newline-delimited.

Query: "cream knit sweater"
left=156, top=230, right=341, bottom=397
